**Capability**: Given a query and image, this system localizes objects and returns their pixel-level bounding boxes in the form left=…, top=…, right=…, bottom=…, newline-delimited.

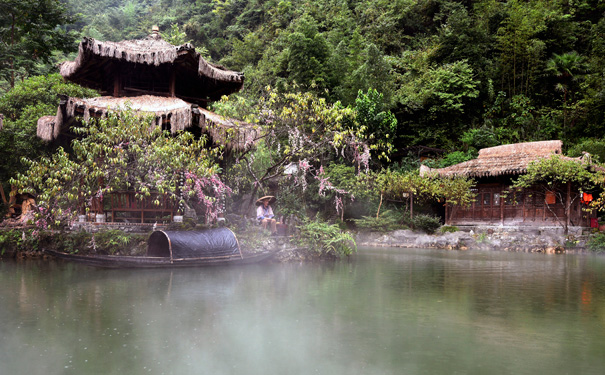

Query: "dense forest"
left=3, top=0, right=605, bottom=155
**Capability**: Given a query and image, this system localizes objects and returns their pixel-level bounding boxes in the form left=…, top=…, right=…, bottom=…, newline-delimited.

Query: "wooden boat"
left=44, top=249, right=276, bottom=268
left=44, top=228, right=276, bottom=268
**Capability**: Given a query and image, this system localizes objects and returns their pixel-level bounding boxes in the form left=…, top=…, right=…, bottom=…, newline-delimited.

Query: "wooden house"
left=424, top=140, right=595, bottom=228
left=35, top=28, right=258, bottom=223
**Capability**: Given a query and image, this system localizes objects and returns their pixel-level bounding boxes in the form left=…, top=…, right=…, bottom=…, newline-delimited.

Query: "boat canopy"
left=147, top=228, right=241, bottom=260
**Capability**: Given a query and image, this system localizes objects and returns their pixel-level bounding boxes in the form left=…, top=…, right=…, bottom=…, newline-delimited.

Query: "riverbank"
left=0, top=224, right=597, bottom=261
left=355, top=227, right=590, bottom=254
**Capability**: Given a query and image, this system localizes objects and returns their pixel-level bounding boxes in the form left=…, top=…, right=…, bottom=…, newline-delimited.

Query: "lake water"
left=1, top=247, right=605, bottom=375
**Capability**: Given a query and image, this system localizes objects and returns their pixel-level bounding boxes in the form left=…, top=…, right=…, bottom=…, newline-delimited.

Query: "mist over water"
left=1, top=248, right=605, bottom=375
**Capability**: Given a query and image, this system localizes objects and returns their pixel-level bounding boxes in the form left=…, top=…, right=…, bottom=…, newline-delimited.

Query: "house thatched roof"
left=37, top=95, right=258, bottom=152
left=425, top=140, right=569, bottom=178
left=60, top=32, right=244, bottom=102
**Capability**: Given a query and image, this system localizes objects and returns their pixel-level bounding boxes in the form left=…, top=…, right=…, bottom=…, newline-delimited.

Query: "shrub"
left=0, top=228, right=42, bottom=254
left=39, top=231, right=93, bottom=254
left=297, top=219, right=357, bottom=257
left=408, top=214, right=441, bottom=234
left=439, top=225, right=459, bottom=233
left=587, top=232, right=605, bottom=253
left=351, top=209, right=404, bottom=232
left=92, top=230, right=141, bottom=255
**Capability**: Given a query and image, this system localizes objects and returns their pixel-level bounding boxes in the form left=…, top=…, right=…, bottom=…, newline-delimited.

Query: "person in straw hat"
left=256, top=195, right=277, bottom=234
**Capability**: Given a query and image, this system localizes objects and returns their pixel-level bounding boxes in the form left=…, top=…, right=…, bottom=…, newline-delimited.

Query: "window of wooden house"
left=494, top=193, right=501, bottom=205
left=483, top=193, right=491, bottom=206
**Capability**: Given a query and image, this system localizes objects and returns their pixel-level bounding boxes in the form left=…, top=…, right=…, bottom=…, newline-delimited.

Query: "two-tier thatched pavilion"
left=36, top=28, right=258, bottom=223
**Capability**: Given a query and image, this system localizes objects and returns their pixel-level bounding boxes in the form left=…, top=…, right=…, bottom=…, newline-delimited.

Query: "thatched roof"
left=37, top=115, right=57, bottom=141
left=37, top=95, right=258, bottom=151
left=60, top=32, right=244, bottom=102
left=425, top=140, right=569, bottom=178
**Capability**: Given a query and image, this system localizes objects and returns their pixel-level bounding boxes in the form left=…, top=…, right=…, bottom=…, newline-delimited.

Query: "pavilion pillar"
left=113, top=74, right=121, bottom=97
left=169, top=69, right=176, bottom=97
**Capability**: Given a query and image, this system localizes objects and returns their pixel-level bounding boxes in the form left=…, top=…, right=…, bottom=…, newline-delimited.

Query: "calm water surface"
left=1, top=247, right=605, bottom=375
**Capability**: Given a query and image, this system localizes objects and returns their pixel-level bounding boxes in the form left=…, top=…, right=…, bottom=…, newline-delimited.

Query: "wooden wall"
left=446, top=182, right=593, bottom=227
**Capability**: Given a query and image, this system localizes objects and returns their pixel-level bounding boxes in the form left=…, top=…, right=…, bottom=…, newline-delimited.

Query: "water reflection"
left=1, top=248, right=605, bottom=374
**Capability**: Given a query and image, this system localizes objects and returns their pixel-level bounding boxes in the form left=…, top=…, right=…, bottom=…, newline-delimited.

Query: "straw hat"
left=256, top=195, right=276, bottom=205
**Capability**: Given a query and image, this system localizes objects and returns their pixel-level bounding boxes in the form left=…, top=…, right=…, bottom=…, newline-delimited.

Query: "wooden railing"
left=106, top=191, right=176, bottom=224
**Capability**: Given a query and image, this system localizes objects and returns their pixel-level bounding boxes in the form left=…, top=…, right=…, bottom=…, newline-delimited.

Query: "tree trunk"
left=0, top=182, right=7, bottom=204
left=10, top=13, right=15, bottom=88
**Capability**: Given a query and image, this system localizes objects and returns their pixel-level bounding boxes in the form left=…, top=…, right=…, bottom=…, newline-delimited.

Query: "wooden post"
left=113, top=74, right=121, bottom=97
left=500, top=192, right=504, bottom=225
left=169, top=70, right=176, bottom=98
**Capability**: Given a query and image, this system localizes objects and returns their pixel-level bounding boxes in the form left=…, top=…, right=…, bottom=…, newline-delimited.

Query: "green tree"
left=374, top=168, right=475, bottom=221
left=0, top=74, right=97, bottom=197
left=354, top=88, right=397, bottom=161
left=546, top=51, right=587, bottom=137
left=0, top=0, right=77, bottom=90
left=161, top=23, right=192, bottom=45
left=285, top=14, right=332, bottom=91
left=10, top=109, right=228, bottom=228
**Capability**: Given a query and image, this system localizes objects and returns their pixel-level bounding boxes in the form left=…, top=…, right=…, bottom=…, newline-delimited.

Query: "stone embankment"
left=355, top=227, right=590, bottom=254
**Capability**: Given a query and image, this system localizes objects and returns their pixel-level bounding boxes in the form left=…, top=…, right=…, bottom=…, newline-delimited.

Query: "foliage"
left=0, top=228, right=41, bottom=253
left=296, top=218, right=356, bottom=257
left=439, top=225, right=459, bottom=233
left=160, top=23, right=191, bottom=45
left=10, top=109, right=228, bottom=228
left=567, top=139, right=605, bottom=162
left=433, top=150, right=476, bottom=168
left=0, top=74, right=97, bottom=191
left=40, top=230, right=92, bottom=254
left=375, top=169, right=475, bottom=210
left=0, top=0, right=77, bottom=90
left=92, top=229, right=146, bottom=255
left=406, top=214, right=442, bottom=234
left=587, top=232, right=605, bottom=253
left=354, top=88, right=397, bottom=161
left=226, top=85, right=369, bottom=218
left=460, top=126, right=500, bottom=151
left=351, top=209, right=404, bottom=232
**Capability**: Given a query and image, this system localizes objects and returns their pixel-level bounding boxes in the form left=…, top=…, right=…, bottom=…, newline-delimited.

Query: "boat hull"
left=44, top=249, right=276, bottom=268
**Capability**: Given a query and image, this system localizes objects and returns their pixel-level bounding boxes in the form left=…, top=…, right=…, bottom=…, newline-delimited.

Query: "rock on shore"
left=355, top=228, right=588, bottom=253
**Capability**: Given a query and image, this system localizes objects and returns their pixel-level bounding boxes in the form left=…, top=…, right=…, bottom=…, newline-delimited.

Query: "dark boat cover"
left=147, top=228, right=241, bottom=260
